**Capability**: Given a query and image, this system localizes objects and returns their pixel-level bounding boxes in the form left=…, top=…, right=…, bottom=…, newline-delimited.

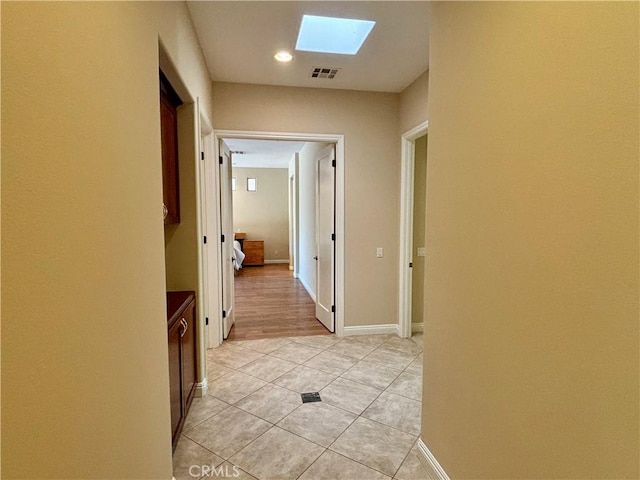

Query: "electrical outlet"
left=376, top=247, right=384, bottom=258
left=417, top=247, right=425, bottom=257
left=274, top=250, right=279, bottom=255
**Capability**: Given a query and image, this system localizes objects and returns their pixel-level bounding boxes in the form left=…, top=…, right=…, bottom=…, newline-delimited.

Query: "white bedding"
left=233, top=240, right=245, bottom=270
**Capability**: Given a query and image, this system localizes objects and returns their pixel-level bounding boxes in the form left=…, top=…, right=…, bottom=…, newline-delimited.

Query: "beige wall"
left=233, top=167, right=289, bottom=262
left=399, top=70, right=428, bottom=134
left=164, top=104, right=200, bottom=292
left=424, top=2, right=639, bottom=478
left=411, top=135, right=427, bottom=326
left=213, top=83, right=400, bottom=327
left=1, top=2, right=212, bottom=478
left=297, top=142, right=331, bottom=298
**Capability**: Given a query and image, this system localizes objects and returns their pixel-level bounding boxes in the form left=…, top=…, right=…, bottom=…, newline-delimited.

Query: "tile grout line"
left=181, top=401, right=233, bottom=433
left=182, top=334, right=424, bottom=479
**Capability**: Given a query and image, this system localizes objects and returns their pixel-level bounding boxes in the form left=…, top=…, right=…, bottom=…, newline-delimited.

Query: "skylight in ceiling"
left=295, top=15, right=376, bottom=55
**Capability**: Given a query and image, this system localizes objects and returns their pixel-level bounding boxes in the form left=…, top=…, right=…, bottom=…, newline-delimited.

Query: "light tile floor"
left=174, top=333, right=432, bottom=480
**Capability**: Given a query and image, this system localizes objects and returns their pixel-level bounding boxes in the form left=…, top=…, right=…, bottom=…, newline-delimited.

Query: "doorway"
left=399, top=121, right=429, bottom=338
left=209, top=130, right=345, bottom=346
left=225, top=137, right=323, bottom=340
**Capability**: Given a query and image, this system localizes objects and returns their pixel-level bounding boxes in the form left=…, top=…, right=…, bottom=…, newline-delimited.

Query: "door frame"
left=398, top=121, right=429, bottom=338
left=211, top=129, right=346, bottom=346
left=288, top=171, right=298, bottom=276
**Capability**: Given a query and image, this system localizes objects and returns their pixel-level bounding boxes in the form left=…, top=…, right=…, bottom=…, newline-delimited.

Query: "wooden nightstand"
left=243, top=240, right=264, bottom=266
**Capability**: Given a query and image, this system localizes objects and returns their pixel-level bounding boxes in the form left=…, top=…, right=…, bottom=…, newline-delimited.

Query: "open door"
left=199, top=135, right=210, bottom=347
left=219, top=141, right=235, bottom=338
left=315, top=145, right=336, bottom=332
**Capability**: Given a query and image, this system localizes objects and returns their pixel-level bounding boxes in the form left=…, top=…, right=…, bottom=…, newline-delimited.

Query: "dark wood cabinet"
left=167, top=317, right=183, bottom=439
left=160, top=70, right=182, bottom=224
left=167, top=291, right=197, bottom=451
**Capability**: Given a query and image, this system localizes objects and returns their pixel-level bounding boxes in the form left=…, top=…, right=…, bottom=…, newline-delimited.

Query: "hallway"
left=228, top=264, right=332, bottom=341
left=174, top=333, right=428, bottom=479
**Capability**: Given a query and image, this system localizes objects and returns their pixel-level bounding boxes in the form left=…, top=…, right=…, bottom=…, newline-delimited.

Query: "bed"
left=232, top=240, right=245, bottom=270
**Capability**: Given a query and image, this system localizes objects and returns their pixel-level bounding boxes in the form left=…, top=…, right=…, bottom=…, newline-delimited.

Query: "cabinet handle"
left=162, top=203, right=168, bottom=220
left=180, top=318, right=188, bottom=337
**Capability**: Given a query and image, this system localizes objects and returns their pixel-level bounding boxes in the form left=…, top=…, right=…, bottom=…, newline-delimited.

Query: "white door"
left=199, top=138, right=210, bottom=347
left=220, top=141, right=235, bottom=338
left=315, top=145, right=335, bottom=332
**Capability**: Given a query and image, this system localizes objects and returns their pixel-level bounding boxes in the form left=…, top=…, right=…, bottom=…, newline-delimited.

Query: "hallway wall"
left=296, top=142, right=331, bottom=299
left=399, top=70, right=428, bottom=134
left=2, top=2, right=213, bottom=478
left=213, top=83, right=400, bottom=328
left=424, top=2, right=639, bottom=478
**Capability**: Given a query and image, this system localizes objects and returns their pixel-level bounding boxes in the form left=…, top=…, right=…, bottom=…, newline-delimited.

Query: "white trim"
left=399, top=121, right=429, bottom=339
left=298, top=275, right=317, bottom=303
left=404, top=121, right=430, bottom=141
left=212, top=129, right=345, bottom=344
left=417, top=438, right=450, bottom=480
left=194, top=377, right=208, bottom=397
left=343, top=324, right=399, bottom=337
left=412, top=322, right=424, bottom=333
left=264, top=259, right=290, bottom=264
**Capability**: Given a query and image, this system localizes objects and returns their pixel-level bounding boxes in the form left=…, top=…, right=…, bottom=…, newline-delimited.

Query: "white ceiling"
left=225, top=139, right=306, bottom=168
left=186, top=1, right=429, bottom=93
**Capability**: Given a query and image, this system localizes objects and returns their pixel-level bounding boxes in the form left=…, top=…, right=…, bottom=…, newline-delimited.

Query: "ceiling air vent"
left=310, top=67, right=340, bottom=80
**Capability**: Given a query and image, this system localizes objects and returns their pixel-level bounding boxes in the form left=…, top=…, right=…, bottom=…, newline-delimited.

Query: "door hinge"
left=201, top=151, right=205, bottom=160
left=221, top=234, right=225, bottom=242
left=203, top=236, right=207, bottom=244
left=332, top=159, right=336, bottom=167
left=331, top=305, right=336, bottom=313
left=219, top=155, right=223, bottom=165
left=205, top=317, right=209, bottom=326
left=222, top=310, right=227, bottom=319
left=331, top=233, right=335, bottom=241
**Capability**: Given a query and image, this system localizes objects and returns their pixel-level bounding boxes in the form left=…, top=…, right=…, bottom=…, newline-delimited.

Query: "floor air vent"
left=301, top=392, right=322, bottom=403
left=310, top=67, right=340, bottom=80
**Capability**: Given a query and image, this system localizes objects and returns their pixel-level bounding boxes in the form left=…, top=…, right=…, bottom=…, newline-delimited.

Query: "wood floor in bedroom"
left=227, top=264, right=332, bottom=341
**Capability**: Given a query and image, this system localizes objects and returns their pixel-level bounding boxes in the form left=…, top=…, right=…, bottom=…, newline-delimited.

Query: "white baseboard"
left=343, top=324, right=399, bottom=336
left=298, top=275, right=316, bottom=302
left=195, top=378, right=208, bottom=397
left=264, top=259, right=289, bottom=264
left=412, top=322, right=424, bottom=333
left=417, top=438, right=450, bottom=480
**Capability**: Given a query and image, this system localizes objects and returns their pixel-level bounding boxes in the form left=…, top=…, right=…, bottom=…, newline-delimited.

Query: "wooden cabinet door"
left=167, top=319, right=183, bottom=446
left=180, top=300, right=197, bottom=412
left=160, top=71, right=182, bottom=224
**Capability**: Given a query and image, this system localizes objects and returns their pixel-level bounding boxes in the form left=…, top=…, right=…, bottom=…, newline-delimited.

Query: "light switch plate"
left=417, top=247, right=425, bottom=257
left=376, top=247, right=384, bottom=258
